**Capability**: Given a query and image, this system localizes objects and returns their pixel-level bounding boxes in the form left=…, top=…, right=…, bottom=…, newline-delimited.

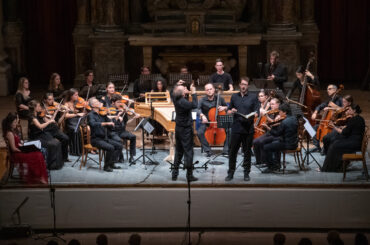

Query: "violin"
left=267, top=114, right=286, bottom=127
left=98, top=107, right=119, bottom=116
left=75, top=97, right=91, bottom=111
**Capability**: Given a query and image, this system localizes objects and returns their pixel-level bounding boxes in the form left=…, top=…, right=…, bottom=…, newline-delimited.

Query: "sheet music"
left=303, top=116, right=316, bottom=138
left=23, top=140, right=42, bottom=149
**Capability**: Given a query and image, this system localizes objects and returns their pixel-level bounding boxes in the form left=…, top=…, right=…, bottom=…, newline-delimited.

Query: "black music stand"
left=301, top=117, right=322, bottom=169
left=199, top=114, right=233, bottom=169
left=252, top=78, right=275, bottom=89
left=168, top=73, right=192, bottom=86
left=130, top=118, right=159, bottom=168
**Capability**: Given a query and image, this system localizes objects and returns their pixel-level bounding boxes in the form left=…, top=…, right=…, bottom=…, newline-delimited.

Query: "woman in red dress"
left=2, top=112, right=48, bottom=184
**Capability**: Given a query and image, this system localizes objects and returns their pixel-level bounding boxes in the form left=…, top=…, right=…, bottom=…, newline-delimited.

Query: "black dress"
left=322, top=115, right=365, bottom=172
left=28, top=115, right=64, bottom=170
left=15, top=92, right=33, bottom=119
left=65, top=113, right=83, bottom=156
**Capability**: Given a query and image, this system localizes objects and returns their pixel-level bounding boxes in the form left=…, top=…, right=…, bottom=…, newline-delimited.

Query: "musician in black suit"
left=133, top=66, right=152, bottom=102
left=225, top=77, right=259, bottom=182
left=263, top=51, right=288, bottom=90
left=262, top=103, right=298, bottom=173
left=79, top=70, right=101, bottom=98
left=172, top=82, right=198, bottom=181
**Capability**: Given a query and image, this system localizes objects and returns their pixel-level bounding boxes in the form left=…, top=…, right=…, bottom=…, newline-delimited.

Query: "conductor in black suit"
left=172, top=82, right=198, bottom=182
left=263, top=51, right=288, bottom=91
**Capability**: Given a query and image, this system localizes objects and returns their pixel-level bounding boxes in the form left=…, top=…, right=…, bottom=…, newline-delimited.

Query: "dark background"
left=15, top=0, right=370, bottom=89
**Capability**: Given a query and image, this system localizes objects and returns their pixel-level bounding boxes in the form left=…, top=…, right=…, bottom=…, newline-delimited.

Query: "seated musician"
left=286, top=66, right=320, bottom=98
left=100, top=82, right=116, bottom=107
left=48, top=73, right=65, bottom=101
left=151, top=78, right=168, bottom=136
left=79, top=70, right=101, bottom=98
left=262, top=103, right=298, bottom=173
left=88, top=97, right=123, bottom=172
left=253, top=97, right=281, bottom=166
left=28, top=100, right=68, bottom=170
left=311, top=84, right=343, bottom=152
left=197, top=83, right=228, bottom=157
left=15, top=77, right=33, bottom=119
left=42, top=93, right=68, bottom=127
left=263, top=51, right=288, bottom=91
left=109, top=94, right=140, bottom=163
left=133, top=66, right=152, bottom=102
left=322, top=95, right=353, bottom=155
left=210, top=58, right=234, bottom=91
left=257, top=90, right=270, bottom=115
left=63, top=88, right=86, bottom=156
left=321, top=104, right=365, bottom=172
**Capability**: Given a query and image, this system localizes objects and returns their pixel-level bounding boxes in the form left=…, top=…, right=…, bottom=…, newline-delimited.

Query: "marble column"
left=73, top=0, right=93, bottom=87
left=267, top=0, right=296, bottom=33
left=3, top=0, right=23, bottom=93
left=301, top=0, right=317, bottom=30
left=128, top=0, right=143, bottom=33
left=248, top=0, right=263, bottom=33
left=0, top=0, right=12, bottom=96
left=238, top=46, right=248, bottom=77
left=95, top=0, right=122, bottom=32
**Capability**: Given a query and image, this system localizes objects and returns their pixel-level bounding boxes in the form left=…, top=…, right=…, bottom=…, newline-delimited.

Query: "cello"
left=204, top=86, right=227, bottom=145
left=316, top=84, right=344, bottom=141
left=253, top=90, right=276, bottom=139
left=299, top=54, right=321, bottom=125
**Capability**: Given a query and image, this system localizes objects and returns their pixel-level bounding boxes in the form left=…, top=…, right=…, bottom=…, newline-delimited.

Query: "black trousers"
left=91, top=137, right=123, bottom=168
left=174, top=125, right=194, bottom=171
left=197, top=123, right=229, bottom=154
left=228, top=132, right=253, bottom=173
left=119, top=131, right=136, bottom=157
left=322, top=130, right=339, bottom=154
left=253, top=134, right=275, bottom=164
left=48, top=129, right=69, bottom=161
left=36, top=133, right=64, bottom=170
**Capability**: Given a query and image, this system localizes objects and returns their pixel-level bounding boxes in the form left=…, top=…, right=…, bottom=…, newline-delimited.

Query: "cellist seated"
left=197, top=83, right=228, bottom=158
left=253, top=98, right=281, bottom=166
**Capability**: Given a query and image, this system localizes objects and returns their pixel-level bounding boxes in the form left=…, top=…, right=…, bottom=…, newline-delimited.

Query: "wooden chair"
left=79, top=125, right=104, bottom=170
left=342, top=127, right=369, bottom=181
left=1, top=139, right=16, bottom=185
left=281, top=121, right=305, bottom=173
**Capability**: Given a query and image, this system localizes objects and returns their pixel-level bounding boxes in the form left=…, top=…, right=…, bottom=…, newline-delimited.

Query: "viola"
left=204, top=87, right=226, bottom=146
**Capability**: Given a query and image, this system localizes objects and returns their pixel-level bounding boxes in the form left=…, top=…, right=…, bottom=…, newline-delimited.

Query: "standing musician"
left=225, top=77, right=259, bottom=182
left=79, top=70, right=100, bottom=98
left=109, top=94, right=140, bottom=163
left=322, top=95, right=353, bottom=155
left=321, top=104, right=365, bottom=172
left=310, top=84, right=343, bottom=152
left=100, top=82, right=116, bottom=107
left=263, top=51, right=288, bottom=91
left=48, top=73, right=65, bottom=101
left=172, top=82, right=198, bottom=182
left=262, top=103, right=298, bottom=173
left=210, top=58, right=234, bottom=91
left=15, top=77, right=33, bottom=119
left=133, top=66, right=152, bottom=102
left=286, top=66, right=320, bottom=99
left=88, top=98, right=123, bottom=172
left=253, top=97, right=281, bottom=166
left=197, top=83, right=229, bottom=157
left=63, top=88, right=86, bottom=156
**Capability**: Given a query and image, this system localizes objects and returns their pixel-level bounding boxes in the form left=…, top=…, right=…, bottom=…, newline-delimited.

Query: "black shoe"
left=104, top=166, right=113, bottom=172
left=261, top=168, right=274, bottom=174
left=244, top=172, right=250, bottom=181
left=112, top=164, right=122, bottom=169
left=206, top=152, right=213, bottom=158
left=186, top=174, right=198, bottom=182
left=309, top=147, right=321, bottom=153
left=64, top=159, right=71, bottom=162
left=117, top=158, right=124, bottom=163
left=129, top=156, right=134, bottom=163
left=225, top=172, right=234, bottom=181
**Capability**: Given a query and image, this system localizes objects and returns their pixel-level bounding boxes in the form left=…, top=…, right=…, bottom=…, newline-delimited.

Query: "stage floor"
left=4, top=147, right=370, bottom=187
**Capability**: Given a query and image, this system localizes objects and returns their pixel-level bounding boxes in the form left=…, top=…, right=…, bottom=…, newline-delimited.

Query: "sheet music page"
left=24, top=140, right=42, bottom=149
left=303, top=117, right=316, bottom=138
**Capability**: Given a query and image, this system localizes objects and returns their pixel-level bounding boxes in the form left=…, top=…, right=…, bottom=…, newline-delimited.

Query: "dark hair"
left=111, top=93, right=122, bottom=103
left=215, top=58, right=224, bottom=64
left=84, top=70, right=94, bottom=77
left=327, top=230, right=340, bottom=243
left=68, top=239, right=81, bottom=245
left=205, top=83, right=215, bottom=89
left=355, top=233, right=368, bottom=245
left=65, top=88, right=79, bottom=102
left=28, top=100, right=40, bottom=116
left=43, top=92, right=54, bottom=102
left=343, top=94, right=353, bottom=104
left=270, top=50, right=280, bottom=59
left=47, top=240, right=59, bottom=245
left=350, top=103, right=362, bottom=114
left=279, top=103, right=292, bottom=115
left=129, top=233, right=141, bottom=245
left=106, top=81, right=114, bottom=88
left=298, top=238, right=312, bottom=245
left=273, top=233, right=286, bottom=245
left=96, top=233, right=108, bottom=245
left=153, top=78, right=167, bottom=92
left=2, top=112, right=18, bottom=138
left=240, top=76, right=250, bottom=83
left=258, top=89, right=267, bottom=96
left=296, top=65, right=305, bottom=74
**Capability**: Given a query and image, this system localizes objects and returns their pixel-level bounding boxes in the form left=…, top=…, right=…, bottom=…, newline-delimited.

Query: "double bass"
left=204, top=87, right=227, bottom=145
left=316, top=84, right=344, bottom=141
left=299, top=55, right=321, bottom=125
